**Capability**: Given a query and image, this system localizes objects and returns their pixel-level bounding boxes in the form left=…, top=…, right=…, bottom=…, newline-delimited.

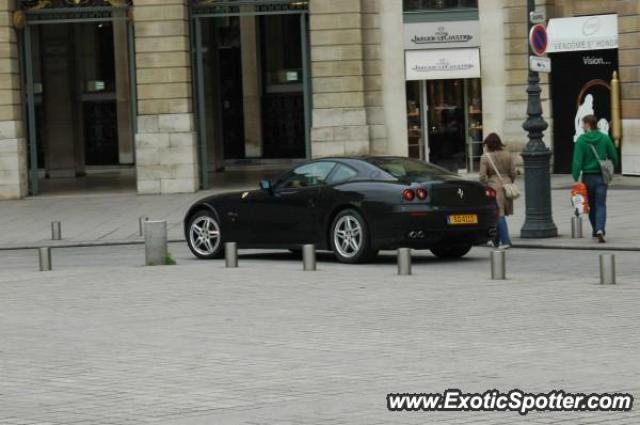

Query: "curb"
left=512, top=243, right=640, bottom=252
left=0, top=238, right=187, bottom=251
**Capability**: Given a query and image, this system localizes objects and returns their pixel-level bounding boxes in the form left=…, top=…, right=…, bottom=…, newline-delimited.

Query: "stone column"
left=133, top=0, right=199, bottom=194
left=0, top=0, right=28, bottom=200
left=479, top=0, right=507, bottom=138
left=377, top=0, right=407, bottom=156
left=309, top=0, right=370, bottom=157
left=240, top=15, right=263, bottom=158
left=113, top=5, right=134, bottom=164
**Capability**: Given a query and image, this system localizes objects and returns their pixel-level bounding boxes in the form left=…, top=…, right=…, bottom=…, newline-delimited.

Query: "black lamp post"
left=520, top=0, right=558, bottom=238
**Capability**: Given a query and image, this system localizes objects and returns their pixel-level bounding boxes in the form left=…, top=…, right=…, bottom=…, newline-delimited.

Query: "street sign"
left=529, top=24, right=548, bottom=56
left=530, top=56, right=551, bottom=73
left=529, top=11, right=545, bottom=24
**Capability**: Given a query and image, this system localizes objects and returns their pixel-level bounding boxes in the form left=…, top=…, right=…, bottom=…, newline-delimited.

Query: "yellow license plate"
left=447, top=214, right=478, bottom=225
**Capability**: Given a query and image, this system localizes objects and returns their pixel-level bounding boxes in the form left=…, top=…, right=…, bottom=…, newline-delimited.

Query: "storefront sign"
left=547, top=14, right=618, bottom=53
left=405, top=48, right=481, bottom=81
left=404, top=21, right=481, bottom=50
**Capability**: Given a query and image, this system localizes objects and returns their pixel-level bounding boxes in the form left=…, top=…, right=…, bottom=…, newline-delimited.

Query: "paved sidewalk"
left=0, top=174, right=639, bottom=250
left=1, top=245, right=639, bottom=424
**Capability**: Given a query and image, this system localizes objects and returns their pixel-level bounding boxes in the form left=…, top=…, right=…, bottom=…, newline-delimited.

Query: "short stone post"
left=51, top=221, right=62, bottom=240
left=302, top=244, right=316, bottom=271
left=571, top=216, right=583, bottom=239
left=397, top=248, right=412, bottom=276
left=139, top=216, right=148, bottom=236
left=225, top=242, right=238, bottom=268
left=39, top=247, right=52, bottom=271
left=490, top=250, right=506, bottom=280
left=144, top=220, right=168, bottom=266
left=599, top=254, right=616, bottom=285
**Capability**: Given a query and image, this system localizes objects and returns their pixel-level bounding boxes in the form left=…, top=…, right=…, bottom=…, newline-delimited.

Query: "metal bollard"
left=39, top=247, right=52, bottom=271
left=225, top=242, right=238, bottom=268
left=571, top=216, right=583, bottom=239
left=599, top=254, right=616, bottom=285
left=144, top=220, right=168, bottom=266
left=490, top=250, right=506, bottom=280
left=51, top=221, right=62, bottom=240
left=139, top=216, right=149, bottom=236
left=302, top=244, right=316, bottom=271
left=397, top=248, right=412, bottom=276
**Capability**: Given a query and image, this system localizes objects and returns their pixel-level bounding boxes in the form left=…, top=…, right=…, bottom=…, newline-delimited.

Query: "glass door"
left=405, top=78, right=483, bottom=172
left=427, top=79, right=466, bottom=172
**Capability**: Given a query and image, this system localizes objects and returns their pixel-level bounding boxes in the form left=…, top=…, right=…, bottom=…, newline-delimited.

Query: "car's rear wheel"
left=187, top=210, right=223, bottom=259
left=430, top=245, right=472, bottom=259
left=330, top=209, right=375, bottom=264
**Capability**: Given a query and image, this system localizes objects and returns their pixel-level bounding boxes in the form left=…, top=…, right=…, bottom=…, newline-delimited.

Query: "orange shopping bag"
left=571, top=182, right=589, bottom=216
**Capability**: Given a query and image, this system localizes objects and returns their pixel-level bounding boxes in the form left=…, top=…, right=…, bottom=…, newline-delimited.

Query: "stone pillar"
left=377, top=0, right=407, bottom=156
left=309, top=0, right=370, bottom=157
left=479, top=0, right=507, bottom=139
left=0, top=0, right=28, bottom=200
left=133, top=0, right=199, bottom=194
left=113, top=6, right=134, bottom=164
left=240, top=15, right=263, bottom=158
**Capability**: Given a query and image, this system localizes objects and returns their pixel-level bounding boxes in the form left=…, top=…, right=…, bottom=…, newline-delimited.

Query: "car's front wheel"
left=187, top=210, right=223, bottom=259
left=330, top=209, right=375, bottom=264
left=430, top=245, right=472, bottom=259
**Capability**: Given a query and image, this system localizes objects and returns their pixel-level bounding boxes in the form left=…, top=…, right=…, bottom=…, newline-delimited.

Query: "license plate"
left=447, top=214, right=478, bottom=225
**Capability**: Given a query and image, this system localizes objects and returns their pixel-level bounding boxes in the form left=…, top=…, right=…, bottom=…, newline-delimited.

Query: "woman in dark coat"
left=479, top=133, right=517, bottom=249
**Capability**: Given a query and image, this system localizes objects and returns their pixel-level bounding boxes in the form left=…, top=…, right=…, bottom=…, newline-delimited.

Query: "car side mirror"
left=259, top=179, right=273, bottom=193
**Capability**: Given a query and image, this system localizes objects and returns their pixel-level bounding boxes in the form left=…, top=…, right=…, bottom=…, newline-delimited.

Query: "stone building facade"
left=0, top=0, right=638, bottom=200
left=486, top=0, right=640, bottom=172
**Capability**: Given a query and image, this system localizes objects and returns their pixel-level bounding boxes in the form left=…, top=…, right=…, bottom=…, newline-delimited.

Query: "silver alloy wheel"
left=189, top=215, right=221, bottom=256
left=333, top=215, right=363, bottom=258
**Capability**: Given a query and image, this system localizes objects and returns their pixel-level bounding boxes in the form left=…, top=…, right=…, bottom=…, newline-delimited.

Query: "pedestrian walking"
left=571, top=114, right=619, bottom=243
left=480, top=133, right=517, bottom=249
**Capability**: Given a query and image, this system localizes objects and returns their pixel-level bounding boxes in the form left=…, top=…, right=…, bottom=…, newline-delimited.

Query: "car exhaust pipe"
left=408, top=230, right=425, bottom=239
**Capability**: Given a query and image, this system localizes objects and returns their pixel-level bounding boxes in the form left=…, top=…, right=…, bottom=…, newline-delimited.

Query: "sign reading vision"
left=404, top=21, right=481, bottom=50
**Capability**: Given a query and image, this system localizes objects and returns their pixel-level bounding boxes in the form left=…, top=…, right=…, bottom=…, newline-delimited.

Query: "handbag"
left=486, top=153, right=520, bottom=200
left=589, top=144, right=615, bottom=185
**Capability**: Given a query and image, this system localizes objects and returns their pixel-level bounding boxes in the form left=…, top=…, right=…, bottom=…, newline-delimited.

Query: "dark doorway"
left=550, top=49, right=620, bottom=174
left=201, top=13, right=306, bottom=162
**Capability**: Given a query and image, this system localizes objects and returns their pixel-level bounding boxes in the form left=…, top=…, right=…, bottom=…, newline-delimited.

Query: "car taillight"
left=402, top=189, right=415, bottom=202
left=485, top=188, right=497, bottom=199
left=416, top=188, right=427, bottom=201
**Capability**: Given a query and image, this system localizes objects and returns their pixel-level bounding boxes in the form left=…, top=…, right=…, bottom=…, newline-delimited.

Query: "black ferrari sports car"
left=184, top=157, right=498, bottom=263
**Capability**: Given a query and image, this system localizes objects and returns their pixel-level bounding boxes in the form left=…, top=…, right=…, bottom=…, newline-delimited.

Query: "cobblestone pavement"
left=0, top=175, right=639, bottom=250
left=1, top=244, right=639, bottom=424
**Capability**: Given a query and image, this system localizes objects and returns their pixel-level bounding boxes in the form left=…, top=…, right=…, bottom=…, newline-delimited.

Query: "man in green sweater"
left=571, top=115, right=619, bottom=243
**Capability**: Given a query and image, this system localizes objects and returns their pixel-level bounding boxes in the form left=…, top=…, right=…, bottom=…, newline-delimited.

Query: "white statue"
left=573, top=94, right=594, bottom=142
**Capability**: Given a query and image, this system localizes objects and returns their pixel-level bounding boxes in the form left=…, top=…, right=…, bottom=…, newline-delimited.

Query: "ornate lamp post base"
left=521, top=150, right=558, bottom=238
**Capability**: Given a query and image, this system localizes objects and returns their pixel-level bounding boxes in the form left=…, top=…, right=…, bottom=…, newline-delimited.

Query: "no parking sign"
left=529, top=24, right=548, bottom=56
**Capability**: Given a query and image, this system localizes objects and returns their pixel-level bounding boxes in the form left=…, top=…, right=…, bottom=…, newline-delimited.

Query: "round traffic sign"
left=529, top=24, right=548, bottom=56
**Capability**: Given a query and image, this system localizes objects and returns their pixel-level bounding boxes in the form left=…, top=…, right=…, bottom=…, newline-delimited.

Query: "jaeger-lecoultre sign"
left=404, top=20, right=481, bottom=50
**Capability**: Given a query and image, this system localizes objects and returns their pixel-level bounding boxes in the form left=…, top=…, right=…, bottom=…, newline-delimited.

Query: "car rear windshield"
left=366, top=157, right=459, bottom=183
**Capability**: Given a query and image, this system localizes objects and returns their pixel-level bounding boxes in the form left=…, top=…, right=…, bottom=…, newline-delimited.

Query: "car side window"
left=277, top=162, right=336, bottom=189
left=327, top=164, right=358, bottom=185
